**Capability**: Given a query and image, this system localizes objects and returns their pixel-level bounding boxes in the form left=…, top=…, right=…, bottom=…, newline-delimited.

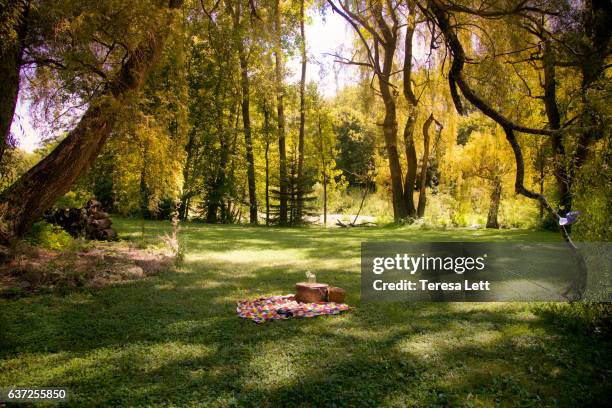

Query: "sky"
left=11, top=10, right=355, bottom=153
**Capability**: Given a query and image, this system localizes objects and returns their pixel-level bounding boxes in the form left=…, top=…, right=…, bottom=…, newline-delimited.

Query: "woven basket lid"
left=296, top=282, right=328, bottom=288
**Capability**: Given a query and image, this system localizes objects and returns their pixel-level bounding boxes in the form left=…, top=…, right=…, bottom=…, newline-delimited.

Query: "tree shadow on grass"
left=0, top=225, right=602, bottom=406
left=2, top=262, right=610, bottom=406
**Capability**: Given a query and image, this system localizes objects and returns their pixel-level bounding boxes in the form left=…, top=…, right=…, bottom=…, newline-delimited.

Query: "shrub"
left=533, top=302, right=611, bottom=339
left=25, top=221, right=73, bottom=250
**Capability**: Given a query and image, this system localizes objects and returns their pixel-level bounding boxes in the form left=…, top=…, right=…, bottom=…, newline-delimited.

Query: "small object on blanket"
left=237, top=295, right=349, bottom=324
left=327, top=286, right=346, bottom=303
left=295, top=282, right=329, bottom=303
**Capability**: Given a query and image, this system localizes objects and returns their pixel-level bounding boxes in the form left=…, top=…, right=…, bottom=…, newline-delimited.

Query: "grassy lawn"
left=1, top=219, right=609, bottom=407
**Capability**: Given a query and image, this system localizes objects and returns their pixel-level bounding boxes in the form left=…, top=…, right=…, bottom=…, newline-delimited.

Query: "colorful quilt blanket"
left=237, top=295, right=349, bottom=323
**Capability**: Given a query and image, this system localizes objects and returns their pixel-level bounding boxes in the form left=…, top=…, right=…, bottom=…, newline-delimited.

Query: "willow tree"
left=0, top=0, right=185, bottom=245
left=425, top=0, right=599, bottom=299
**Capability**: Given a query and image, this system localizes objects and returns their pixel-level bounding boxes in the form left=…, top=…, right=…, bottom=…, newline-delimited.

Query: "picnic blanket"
left=237, top=295, right=349, bottom=323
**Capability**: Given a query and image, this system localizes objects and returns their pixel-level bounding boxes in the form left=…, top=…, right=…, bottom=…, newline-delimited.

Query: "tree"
left=273, top=0, right=288, bottom=225
left=0, top=0, right=184, bottom=245
left=427, top=0, right=591, bottom=298
left=333, top=109, right=376, bottom=188
left=458, top=122, right=512, bottom=229
left=228, top=0, right=258, bottom=224
left=0, top=0, right=29, bottom=165
left=296, top=0, right=307, bottom=222
left=328, top=0, right=408, bottom=221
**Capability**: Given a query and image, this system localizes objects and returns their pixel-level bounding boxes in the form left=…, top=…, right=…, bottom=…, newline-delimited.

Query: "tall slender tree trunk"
left=322, top=172, right=327, bottom=225
left=273, top=0, right=288, bottom=225
left=416, top=114, right=433, bottom=218
left=207, top=109, right=233, bottom=223
left=239, top=49, right=257, bottom=224
left=402, top=2, right=418, bottom=217
left=179, top=132, right=196, bottom=220
left=263, top=100, right=271, bottom=226
left=0, top=0, right=184, bottom=246
left=296, top=0, right=307, bottom=222
left=486, top=178, right=502, bottom=229
left=230, top=0, right=257, bottom=224
left=379, top=40, right=408, bottom=222
left=317, top=113, right=327, bottom=226
left=0, top=0, right=29, bottom=165
left=139, top=142, right=150, bottom=218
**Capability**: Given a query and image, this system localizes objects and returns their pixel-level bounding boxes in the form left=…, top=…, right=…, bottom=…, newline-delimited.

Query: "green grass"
left=1, top=219, right=609, bottom=407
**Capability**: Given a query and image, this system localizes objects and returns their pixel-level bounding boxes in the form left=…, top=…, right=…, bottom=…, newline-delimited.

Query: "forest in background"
left=0, top=0, right=609, bottom=240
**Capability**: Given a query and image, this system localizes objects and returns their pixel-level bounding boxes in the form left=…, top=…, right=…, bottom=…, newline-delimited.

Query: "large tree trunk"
left=379, top=40, right=408, bottom=222
left=0, top=0, right=184, bottom=245
left=380, top=93, right=407, bottom=222
left=273, top=0, right=288, bottom=225
left=486, top=178, right=502, bottom=229
left=542, top=39, right=571, bottom=215
left=416, top=114, right=433, bottom=218
left=0, top=0, right=29, bottom=165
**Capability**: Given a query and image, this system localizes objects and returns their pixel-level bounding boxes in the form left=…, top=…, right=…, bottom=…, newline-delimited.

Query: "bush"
left=532, top=302, right=612, bottom=338
left=25, top=221, right=73, bottom=250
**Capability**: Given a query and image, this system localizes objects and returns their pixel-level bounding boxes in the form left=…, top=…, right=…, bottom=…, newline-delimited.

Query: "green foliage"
left=572, top=138, right=612, bottom=241
left=333, top=109, right=376, bottom=187
left=25, top=221, right=73, bottom=250
left=533, top=303, right=612, bottom=338
left=0, top=148, right=36, bottom=191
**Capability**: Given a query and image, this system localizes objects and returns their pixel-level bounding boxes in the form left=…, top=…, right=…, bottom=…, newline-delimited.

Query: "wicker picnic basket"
left=295, top=282, right=329, bottom=303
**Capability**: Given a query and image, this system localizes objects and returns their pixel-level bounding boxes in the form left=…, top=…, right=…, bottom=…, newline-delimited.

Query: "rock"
left=124, top=266, right=144, bottom=278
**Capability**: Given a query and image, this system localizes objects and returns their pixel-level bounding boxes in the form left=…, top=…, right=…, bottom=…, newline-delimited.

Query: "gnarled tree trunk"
left=416, top=114, right=433, bottom=218
left=0, top=0, right=184, bottom=246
